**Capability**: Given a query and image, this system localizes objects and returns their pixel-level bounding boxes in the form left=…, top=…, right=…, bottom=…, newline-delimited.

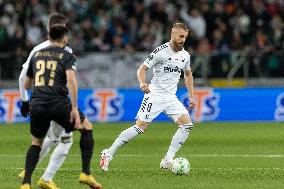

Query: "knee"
left=135, top=119, right=150, bottom=131
left=61, top=136, right=73, bottom=144
left=32, top=136, right=44, bottom=147
left=82, top=118, right=93, bottom=130
left=176, top=114, right=192, bottom=125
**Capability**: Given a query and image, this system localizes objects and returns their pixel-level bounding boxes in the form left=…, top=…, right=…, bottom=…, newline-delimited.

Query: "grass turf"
left=0, top=122, right=284, bottom=189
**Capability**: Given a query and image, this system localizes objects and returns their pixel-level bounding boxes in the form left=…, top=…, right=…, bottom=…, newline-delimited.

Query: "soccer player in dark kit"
left=20, top=24, right=102, bottom=189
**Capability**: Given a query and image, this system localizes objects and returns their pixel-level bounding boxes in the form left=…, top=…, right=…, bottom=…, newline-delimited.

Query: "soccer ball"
left=171, top=157, right=190, bottom=175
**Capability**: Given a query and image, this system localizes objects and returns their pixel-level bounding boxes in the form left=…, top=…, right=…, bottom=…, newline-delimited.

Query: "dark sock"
left=22, top=145, right=41, bottom=184
left=80, top=130, right=94, bottom=175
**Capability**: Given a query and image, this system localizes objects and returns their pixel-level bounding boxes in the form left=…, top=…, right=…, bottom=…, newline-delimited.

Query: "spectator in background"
left=149, top=1, right=168, bottom=26
left=0, top=20, right=8, bottom=52
left=249, top=0, right=271, bottom=33
left=68, top=27, right=85, bottom=54
left=81, top=17, right=96, bottom=51
left=1, top=0, right=284, bottom=79
left=25, top=17, right=43, bottom=48
left=249, top=30, right=273, bottom=77
left=1, top=3, right=17, bottom=38
left=269, top=14, right=284, bottom=51
left=230, top=31, right=245, bottom=51
left=180, top=5, right=206, bottom=40
left=229, top=9, right=251, bottom=44
left=210, top=28, right=230, bottom=77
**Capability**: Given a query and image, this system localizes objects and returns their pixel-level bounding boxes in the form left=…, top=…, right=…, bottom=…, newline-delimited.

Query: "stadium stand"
left=0, top=0, right=284, bottom=79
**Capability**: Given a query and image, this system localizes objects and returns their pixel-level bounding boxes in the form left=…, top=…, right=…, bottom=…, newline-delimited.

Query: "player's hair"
left=172, top=22, right=189, bottom=32
left=49, top=24, right=69, bottom=41
left=48, top=13, right=67, bottom=29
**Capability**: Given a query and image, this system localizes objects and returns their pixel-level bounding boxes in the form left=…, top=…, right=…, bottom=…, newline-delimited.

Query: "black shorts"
left=30, top=98, right=85, bottom=138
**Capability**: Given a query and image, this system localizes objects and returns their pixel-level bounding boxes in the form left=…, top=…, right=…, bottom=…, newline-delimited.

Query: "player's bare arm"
left=137, top=64, right=150, bottom=94
left=24, top=77, right=33, bottom=90
left=66, top=69, right=81, bottom=129
left=184, top=69, right=196, bottom=109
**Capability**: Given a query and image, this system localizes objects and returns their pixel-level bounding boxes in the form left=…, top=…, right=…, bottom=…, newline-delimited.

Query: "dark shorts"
left=30, top=98, right=85, bottom=138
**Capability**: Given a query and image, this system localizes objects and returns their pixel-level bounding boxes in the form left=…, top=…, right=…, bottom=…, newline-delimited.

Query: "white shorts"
left=47, top=121, right=73, bottom=142
left=135, top=93, right=189, bottom=123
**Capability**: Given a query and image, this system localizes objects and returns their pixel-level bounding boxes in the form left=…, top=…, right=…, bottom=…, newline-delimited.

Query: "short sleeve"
left=65, top=54, right=77, bottom=71
left=23, top=49, right=36, bottom=69
left=184, top=53, right=191, bottom=71
left=143, top=50, right=160, bottom=69
left=26, top=56, right=34, bottom=78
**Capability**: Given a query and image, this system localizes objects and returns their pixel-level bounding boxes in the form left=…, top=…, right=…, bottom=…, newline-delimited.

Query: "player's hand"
left=20, top=101, right=30, bottom=117
left=70, top=107, right=81, bottom=130
left=188, top=98, right=196, bottom=110
left=140, top=83, right=150, bottom=94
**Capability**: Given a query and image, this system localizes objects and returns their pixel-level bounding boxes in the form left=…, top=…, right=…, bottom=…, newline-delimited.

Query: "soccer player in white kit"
left=100, top=22, right=196, bottom=171
left=19, top=14, right=101, bottom=189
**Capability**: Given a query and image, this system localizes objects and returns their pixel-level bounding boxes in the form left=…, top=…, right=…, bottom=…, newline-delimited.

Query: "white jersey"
left=143, top=42, right=191, bottom=97
left=22, top=40, right=73, bottom=69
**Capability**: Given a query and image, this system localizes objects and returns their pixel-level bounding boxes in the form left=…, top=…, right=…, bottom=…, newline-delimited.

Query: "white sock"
left=108, top=125, right=143, bottom=156
left=41, top=141, right=72, bottom=181
left=38, top=136, right=56, bottom=164
left=165, top=124, right=193, bottom=160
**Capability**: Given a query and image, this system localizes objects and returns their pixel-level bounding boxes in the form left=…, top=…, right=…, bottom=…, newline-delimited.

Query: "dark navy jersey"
left=27, top=46, right=77, bottom=103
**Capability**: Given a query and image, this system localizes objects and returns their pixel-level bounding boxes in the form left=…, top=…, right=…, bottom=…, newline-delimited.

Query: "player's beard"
left=174, top=41, right=184, bottom=51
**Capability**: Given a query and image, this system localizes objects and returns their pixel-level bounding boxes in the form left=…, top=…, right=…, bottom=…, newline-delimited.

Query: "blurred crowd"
left=1, top=0, right=284, bottom=79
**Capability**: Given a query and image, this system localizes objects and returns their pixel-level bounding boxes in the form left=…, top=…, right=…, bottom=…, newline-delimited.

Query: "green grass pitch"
left=1, top=122, right=284, bottom=189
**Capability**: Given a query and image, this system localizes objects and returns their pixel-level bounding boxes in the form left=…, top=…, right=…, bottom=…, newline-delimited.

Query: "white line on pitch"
left=1, top=154, right=284, bottom=158
left=1, top=167, right=284, bottom=171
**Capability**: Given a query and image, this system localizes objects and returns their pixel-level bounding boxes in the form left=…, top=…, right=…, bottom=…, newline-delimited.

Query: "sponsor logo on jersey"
left=164, top=66, right=181, bottom=73
left=85, top=89, right=124, bottom=122
left=181, top=88, right=220, bottom=122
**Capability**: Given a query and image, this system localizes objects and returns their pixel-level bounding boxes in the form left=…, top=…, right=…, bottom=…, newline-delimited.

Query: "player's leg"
left=18, top=121, right=60, bottom=180
left=53, top=102, right=101, bottom=188
left=100, top=94, right=162, bottom=171
left=22, top=136, right=43, bottom=184
left=106, top=119, right=148, bottom=157
left=38, top=121, right=62, bottom=162
left=78, top=116, right=102, bottom=189
left=100, top=119, right=148, bottom=171
left=21, top=107, right=50, bottom=188
left=161, top=101, right=193, bottom=169
left=79, top=116, right=94, bottom=175
left=38, top=129, right=72, bottom=189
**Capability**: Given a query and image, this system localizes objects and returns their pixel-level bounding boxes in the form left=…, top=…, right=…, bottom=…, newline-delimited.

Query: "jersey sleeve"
left=65, top=54, right=77, bottom=71
left=22, top=49, right=36, bottom=69
left=184, top=53, right=191, bottom=71
left=26, top=56, right=34, bottom=78
left=18, top=66, right=29, bottom=101
left=143, top=50, right=160, bottom=69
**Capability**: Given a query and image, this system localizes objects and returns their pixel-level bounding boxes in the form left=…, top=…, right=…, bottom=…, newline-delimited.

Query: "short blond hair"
left=172, top=22, right=189, bottom=32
